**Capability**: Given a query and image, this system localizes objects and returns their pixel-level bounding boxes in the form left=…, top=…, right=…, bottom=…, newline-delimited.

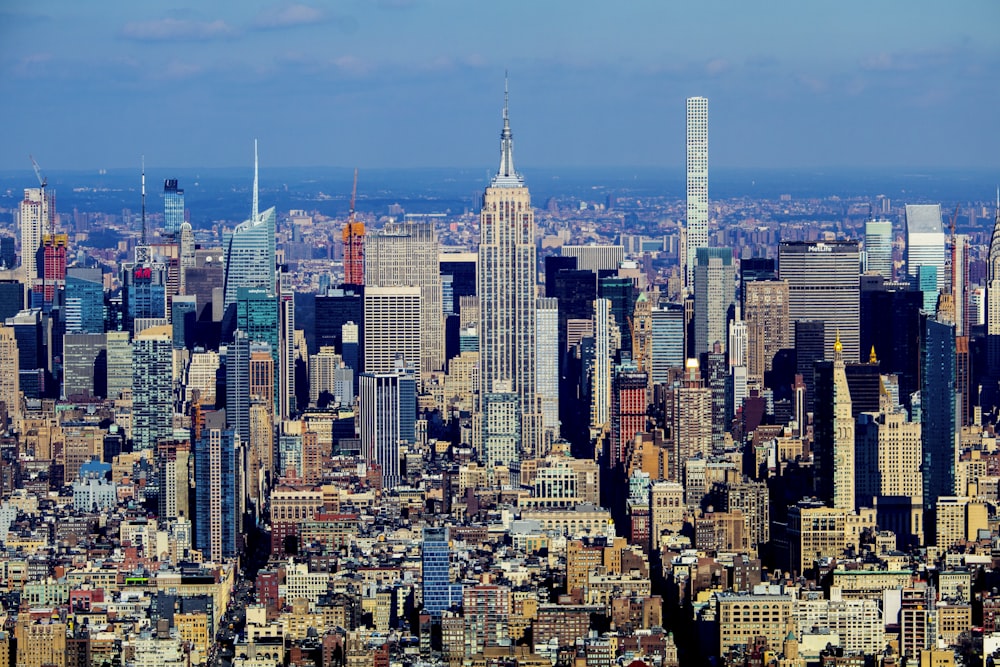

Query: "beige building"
left=717, top=593, right=795, bottom=654
left=743, top=280, right=790, bottom=381
left=935, top=496, right=990, bottom=547
left=650, top=481, right=685, bottom=550
left=0, top=327, right=19, bottom=426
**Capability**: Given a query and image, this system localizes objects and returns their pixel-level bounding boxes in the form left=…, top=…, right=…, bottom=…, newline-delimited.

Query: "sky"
left=0, top=0, right=998, bottom=172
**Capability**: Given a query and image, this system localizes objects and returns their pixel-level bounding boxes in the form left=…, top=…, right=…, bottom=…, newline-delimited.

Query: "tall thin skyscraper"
left=693, top=247, right=734, bottom=356
left=363, top=285, right=421, bottom=382
left=536, top=297, right=559, bottom=436
left=988, top=191, right=1000, bottom=375
left=921, top=315, right=956, bottom=517
left=813, top=334, right=855, bottom=511
left=359, top=361, right=416, bottom=489
left=478, top=81, right=541, bottom=458
left=864, top=219, right=893, bottom=279
left=163, top=179, right=184, bottom=237
left=0, top=327, right=20, bottom=427
left=685, top=96, right=708, bottom=288
left=223, top=141, right=276, bottom=311
left=590, top=298, right=614, bottom=432
left=19, top=187, right=54, bottom=283
left=651, top=303, right=685, bottom=383
left=194, top=410, right=242, bottom=560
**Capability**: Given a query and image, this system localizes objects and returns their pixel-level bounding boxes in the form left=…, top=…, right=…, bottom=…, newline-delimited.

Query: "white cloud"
left=122, top=18, right=235, bottom=41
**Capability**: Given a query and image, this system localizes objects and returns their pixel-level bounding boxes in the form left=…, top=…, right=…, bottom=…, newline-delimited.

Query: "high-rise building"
left=194, top=410, right=241, bottom=560
left=743, top=280, right=790, bottom=381
left=561, top=245, right=625, bottom=274
left=921, top=316, right=956, bottom=515
left=864, top=219, right=893, bottom=278
left=359, top=361, right=416, bottom=489
left=478, top=84, right=541, bottom=458
left=439, top=251, right=477, bottom=315
left=314, top=286, right=363, bottom=354
left=421, top=526, right=463, bottom=620
left=35, top=233, right=68, bottom=309
left=163, top=179, right=185, bottom=237
left=158, top=439, right=191, bottom=521
left=132, top=325, right=174, bottom=450
left=779, top=240, right=861, bottom=362
left=64, top=268, right=104, bottom=334
left=631, top=292, right=653, bottom=383
left=859, top=276, right=922, bottom=408
left=226, top=330, right=251, bottom=444
left=988, top=193, right=1000, bottom=375
left=278, top=269, right=295, bottom=419
left=685, top=96, right=708, bottom=288
left=363, top=285, right=421, bottom=383
left=482, top=386, right=520, bottom=483
left=121, top=261, right=168, bottom=334
left=223, top=142, right=276, bottom=311
left=536, top=297, right=559, bottom=435
left=693, top=247, right=734, bottom=357
left=365, top=220, right=443, bottom=375
left=178, top=222, right=195, bottom=294
left=591, top=298, right=614, bottom=431
left=813, top=334, right=854, bottom=511
left=62, top=333, right=106, bottom=400
left=342, top=179, right=365, bottom=287
left=610, top=363, right=647, bottom=469
left=665, top=359, right=712, bottom=485
left=235, top=287, right=281, bottom=416
left=105, top=331, right=133, bottom=402
left=651, top=303, right=685, bottom=384
left=598, top=276, right=635, bottom=353
left=0, top=326, right=20, bottom=426
left=905, top=204, right=946, bottom=293
left=0, top=237, right=14, bottom=271
left=19, top=187, right=54, bottom=282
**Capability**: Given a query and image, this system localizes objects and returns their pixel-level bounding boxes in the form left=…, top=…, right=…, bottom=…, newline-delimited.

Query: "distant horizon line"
left=1, top=164, right=998, bottom=175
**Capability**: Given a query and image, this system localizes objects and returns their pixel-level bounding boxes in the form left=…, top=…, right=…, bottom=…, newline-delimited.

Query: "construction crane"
left=342, top=168, right=364, bottom=286
left=30, top=155, right=53, bottom=307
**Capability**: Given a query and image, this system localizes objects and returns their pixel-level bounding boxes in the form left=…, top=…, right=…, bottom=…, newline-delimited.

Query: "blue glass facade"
left=163, top=179, right=184, bottom=236
left=195, top=425, right=241, bottom=559
left=237, top=287, right=281, bottom=415
left=921, top=316, right=956, bottom=513
left=223, top=207, right=276, bottom=311
left=65, top=273, right=105, bottom=334
left=422, top=526, right=462, bottom=619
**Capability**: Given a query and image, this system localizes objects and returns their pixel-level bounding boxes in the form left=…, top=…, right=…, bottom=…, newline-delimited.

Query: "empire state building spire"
left=492, top=74, right=524, bottom=188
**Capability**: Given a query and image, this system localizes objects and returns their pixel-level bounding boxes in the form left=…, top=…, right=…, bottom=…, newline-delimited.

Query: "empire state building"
left=478, top=83, right=543, bottom=468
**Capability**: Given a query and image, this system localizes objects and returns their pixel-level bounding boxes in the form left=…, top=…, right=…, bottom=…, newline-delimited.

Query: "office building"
left=665, top=360, right=712, bottom=485
left=988, top=196, right=1000, bottom=375
left=105, top=331, right=133, bottom=401
left=121, top=261, right=168, bottom=334
left=132, top=325, right=174, bottom=450
left=779, top=240, right=861, bottom=362
left=64, top=268, right=104, bottom=334
left=0, top=237, right=14, bottom=270
left=536, top=297, right=559, bottom=435
left=422, top=526, right=463, bottom=620
left=278, top=269, right=295, bottom=419
left=651, top=303, right=685, bottom=384
left=631, top=292, right=653, bottom=382
left=561, top=245, right=624, bottom=274
left=62, top=333, right=106, bottom=400
left=439, top=251, right=477, bottom=315
left=171, top=295, right=197, bottom=350
left=342, top=207, right=365, bottom=288
left=864, top=219, right=893, bottom=278
left=905, top=204, right=946, bottom=293
left=610, top=364, right=647, bottom=468
left=158, top=439, right=191, bottom=521
left=223, top=143, right=276, bottom=311
left=163, top=179, right=184, bottom=236
left=859, top=276, right=923, bottom=407
left=359, top=361, right=416, bottom=489
left=0, top=327, right=19, bottom=425
left=233, top=287, right=281, bottom=416
left=179, top=221, right=195, bottom=294
left=591, top=298, right=614, bottom=431
left=363, top=285, right=421, bottom=383
left=482, top=387, right=520, bottom=484
left=813, top=334, right=854, bottom=511
left=478, top=85, right=541, bottom=458
left=693, top=247, right=734, bottom=357
left=35, top=233, right=68, bottom=309
left=194, top=410, right=241, bottom=560
left=226, top=330, right=251, bottom=444
left=0, top=280, right=24, bottom=321
left=314, top=286, right=363, bottom=354
left=599, top=276, right=635, bottom=352
left=743, top=280, right=790, bottom=381
left=365, top=220, right=443, bottom=375
left=921, top=316, right=956, bottom=514
left=685, top=96, right=708, bottom=288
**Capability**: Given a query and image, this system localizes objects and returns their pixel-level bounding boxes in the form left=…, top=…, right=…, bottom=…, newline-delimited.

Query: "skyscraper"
left=685, top=96, right=708, bottom=288
left=536, top=297, right=559, bottom=435
left=422, top=526, right=463, bottom=620
left=590, top=298, right=614, bottom=432
left=693, top=247, right=734, bottom=356
left=359, top=361, right=416, bottom=489
left=779, top=240, right=861, bottom=362
left=864, top=219, right=893, bottom=279
left=194, top=410, right=242, bottom=560
left=365, top=220, right=443, bottom=375
left=921, top=315, right=956, bottom=517
left=163, top=179, right=184, bottom=237
left=651, top=303, right=685, bottom=384
left=743, top=280, right=790, bottom=382
left=482, top=386, right=520, bottom=483
left=223, top=142, right=276, bottom=311
left=0, top=326, right=20, bottom=426
left=19, top=187, right=54, bottom=283
left=363, top=285, right=421, bottom=382
left=132, top=325, right=174, bottom=450
left=988, top=192, right=1000, bottom=377
left=235, top=287, right=281, bottom=416
left=905, top=204, right=946, bottom=293
left=813, top=334, right=854, bottom=511
left=610, top=362, right=647, bottom=469
left=478, top=82, right=541, bottom=458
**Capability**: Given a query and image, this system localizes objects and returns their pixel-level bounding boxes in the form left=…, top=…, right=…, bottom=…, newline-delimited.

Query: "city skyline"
left=1, top=1, right=998, bottom=171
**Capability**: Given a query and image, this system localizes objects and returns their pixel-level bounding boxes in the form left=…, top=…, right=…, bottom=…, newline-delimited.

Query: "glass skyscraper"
left=421, top=526, right=462, bottom=619
left=359, top=361, right=416, bottom=489
left=921, top=315, right=956, bottom=516
left=651, top=303, right=685, bottom=384
left=64, top=269, right=105, bottom=334
left=132, top=325, right=173, bottom=450
left=195, top=411, right=241, bottom=560
left=236, top=287, right=281, bottom=415
left=163, top=179, right=184, bottom=236
left=223, top=145, right=276, bottom=311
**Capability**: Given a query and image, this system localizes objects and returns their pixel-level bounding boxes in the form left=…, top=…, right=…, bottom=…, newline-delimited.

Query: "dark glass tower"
left=921, top=316, right=956, bottom=519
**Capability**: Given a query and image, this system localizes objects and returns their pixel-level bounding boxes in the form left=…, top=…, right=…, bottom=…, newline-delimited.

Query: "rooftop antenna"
left=252, top=139, right=259, bottom=220
left=141, top=155, right=147, bottom=246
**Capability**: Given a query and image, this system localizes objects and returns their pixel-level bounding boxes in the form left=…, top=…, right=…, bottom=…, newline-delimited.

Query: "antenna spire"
left=141, top=155, right=147, bottom=245
left=252, top=139, right=259, bottom=220
left=492, top=72, right=522, bottom=186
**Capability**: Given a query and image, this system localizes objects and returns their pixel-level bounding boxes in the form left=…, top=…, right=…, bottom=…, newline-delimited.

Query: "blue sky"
left=0, top=0, right=998, bottom=171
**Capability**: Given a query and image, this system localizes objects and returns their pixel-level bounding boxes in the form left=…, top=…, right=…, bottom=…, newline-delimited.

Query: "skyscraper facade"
left=536, top=297, right=559, bottom=435
left=482, top=388, right=520, bottom=483
left=813, top=335, right=854, bottom=511
left=364, top=220, right=443, bottom=375
left=223, top=144, right=276, bottom=311
left=163, top=179, right=184, bottom=237
left=363, top=285, right=421, bottom=382
left=132, top=325, right=174, bottom=450
left=693, top=247, right=734, bottom=357
left=422, top=526, right=462, bottom=620
left=19, top=187, right=54, bottom=282
left=478, top=85, right=541, bottom=458
left=921, top=316, right=956, bottom=516
left=685, top=96, right=708, bottom=288
left=590, top=298, right=614, bottom=431
left=195, top=411, right=242, bottom=560
left=651, top=303, right=685, bottom=384
left=359, top=362, right=416, bottom=489
left=905, top=204, right=946, bottom=293
left=779, top=240, right=861, bottom=363
left=236, top=287, right=281, bottom=416
left=989, top=195, right=1000, bottom=377
left=0, top=326, right=20, bottom=426
left=864, top=219, right=893, bottom=279
left=743, top=279, right=790, bottom=382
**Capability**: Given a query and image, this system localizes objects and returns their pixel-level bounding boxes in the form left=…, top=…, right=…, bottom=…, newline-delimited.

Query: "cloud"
left=253, top=3, right=325, bottom=29
left=122, top=18, right=236, bottom=42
